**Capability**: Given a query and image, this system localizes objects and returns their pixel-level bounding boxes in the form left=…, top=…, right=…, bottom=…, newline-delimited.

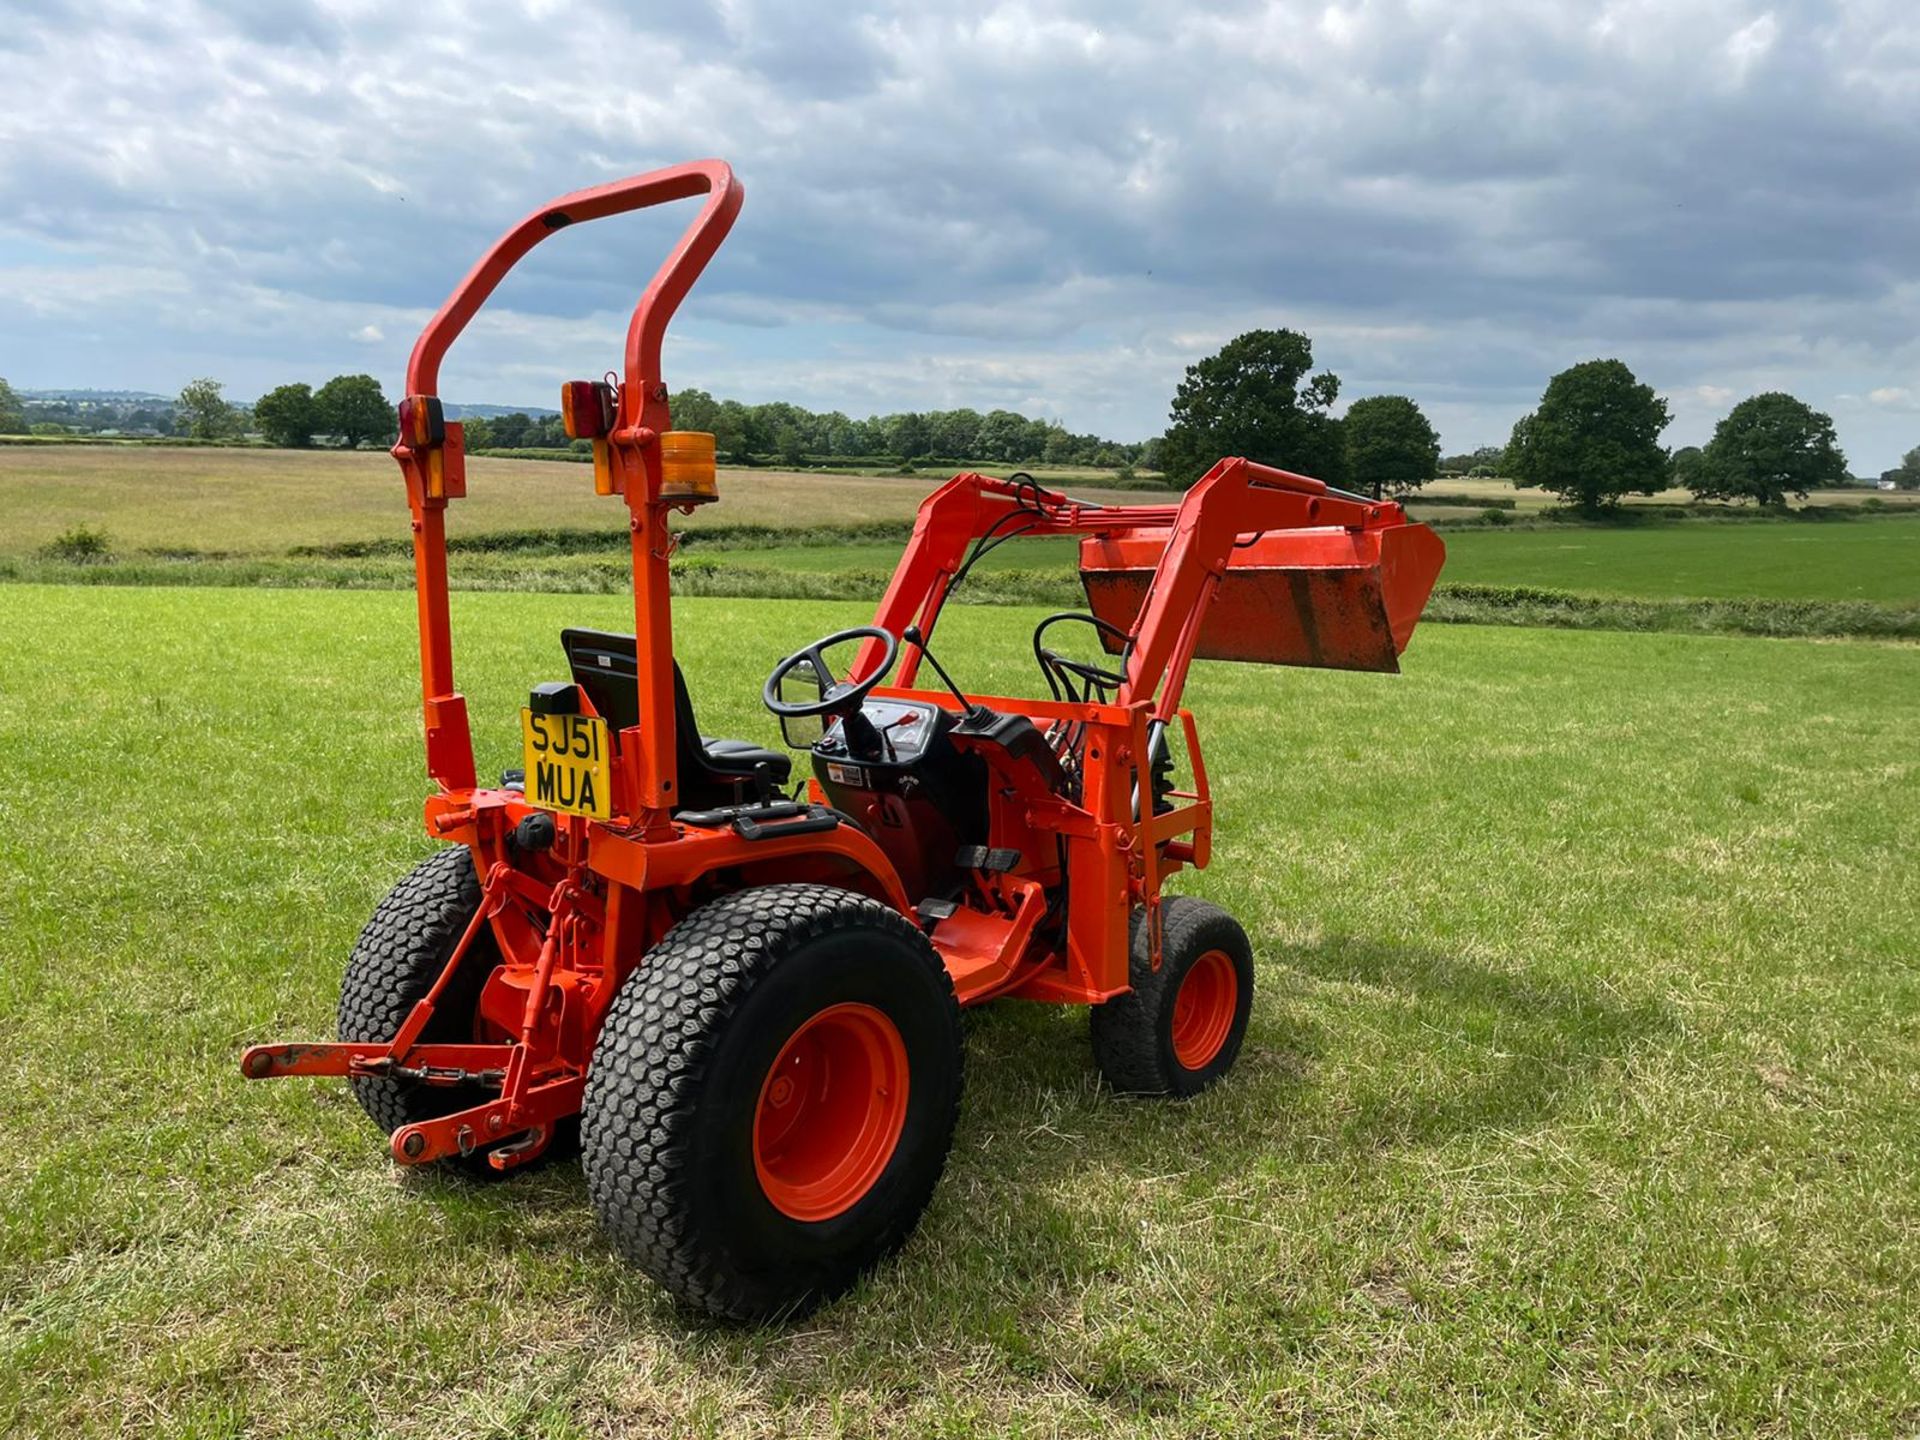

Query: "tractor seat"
left=559, top=628, right=792, bottom=811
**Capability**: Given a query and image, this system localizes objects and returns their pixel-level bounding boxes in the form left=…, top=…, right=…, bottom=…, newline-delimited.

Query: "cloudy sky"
left=2, top=0, right=1916, bottom=468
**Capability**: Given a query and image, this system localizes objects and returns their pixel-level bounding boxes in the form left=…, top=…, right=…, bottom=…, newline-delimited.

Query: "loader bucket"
left=1079, top=522, right=1446, bottom=674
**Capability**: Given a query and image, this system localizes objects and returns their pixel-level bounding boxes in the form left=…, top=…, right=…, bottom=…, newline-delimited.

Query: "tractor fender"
left=587, top=818, right=914, bottom=918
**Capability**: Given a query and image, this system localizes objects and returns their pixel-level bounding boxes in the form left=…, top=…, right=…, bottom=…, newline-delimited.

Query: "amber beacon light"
left=659, top=430, right=719, bottom=504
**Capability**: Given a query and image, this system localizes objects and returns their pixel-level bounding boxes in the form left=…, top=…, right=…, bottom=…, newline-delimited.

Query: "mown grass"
left=1405, top=474, right=1920, bottom=516
left=685, top=518, right=1920, bottom=604
left=1436, top=518, right=1920, bottom=601
left=8, top=547, right=1918, bottom=641
left=2, top=584, right=1917, bottom=1436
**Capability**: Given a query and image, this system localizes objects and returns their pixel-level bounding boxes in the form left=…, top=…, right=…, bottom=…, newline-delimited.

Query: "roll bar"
left=404, top=158, right=742, bottom=419
left=397, top=161, right=743, bottom=815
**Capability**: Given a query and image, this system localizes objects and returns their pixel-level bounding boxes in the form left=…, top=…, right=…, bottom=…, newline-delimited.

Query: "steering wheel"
left=1033, top=612, right=1130, bottom=699
left=763, top=626, right=900, bottom=718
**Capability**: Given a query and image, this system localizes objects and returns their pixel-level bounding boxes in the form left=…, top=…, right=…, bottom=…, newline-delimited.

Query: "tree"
left=884, top=412, right=931, bottom=459
left=253, top=382, right=318, bottom=448
left=0, top=376, right=22, bottom=433
left=176, top=377, right=237, bottom=440
left=1887, top=446, right=1920, bottom=491
left=812, top=410, right=855, bottom=455
left=1441, top=444, right=1505, bottom=476
left=711, top=401, right=752, bottom=462
left=977, top=409, right=1035, bottom=462
left=315, top=373, right=392, bottom=449
left=930, top=408, right=982, bottom=458
left=1343, top=395, right=1440, bottom=498
left=668, top=387, right=721, bottom=435
left=1503, top=359, right=1670, bottom=515
left=1160, top=328, right=1344, bottom=487
left=1669, top=445, right=1706, bottom=491
left=490, top=412, right=532, bottom=448
left=773, top=422, right=807, bottom=468
left=1690, top=392, right=1847, bottom=505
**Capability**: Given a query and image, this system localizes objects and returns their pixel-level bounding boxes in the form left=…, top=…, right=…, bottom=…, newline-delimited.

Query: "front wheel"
left=1090, top=896, right=1254, bottom=1097
left=581, top=884, right=963, bottom=1321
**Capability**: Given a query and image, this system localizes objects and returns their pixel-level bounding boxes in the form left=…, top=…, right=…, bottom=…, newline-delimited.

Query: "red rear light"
left=561, top=380, right=616, bottom=439
left=397, top=394, right=446, bottom=447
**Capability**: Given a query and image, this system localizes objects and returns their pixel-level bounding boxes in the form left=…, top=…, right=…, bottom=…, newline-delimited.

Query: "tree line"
left=134, top=374, right=1160, bottom=470
left=454, top=391, right=1158, bottom=471
left=1155, top=330, right=1920, bottom=508
left=7, top=361, right=1918, bottom=502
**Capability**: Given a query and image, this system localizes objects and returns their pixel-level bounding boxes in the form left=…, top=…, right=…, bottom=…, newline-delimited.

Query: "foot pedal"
left=956, top=845, right=1021, bottom=873
left=916, top=897, right=959, bottom=933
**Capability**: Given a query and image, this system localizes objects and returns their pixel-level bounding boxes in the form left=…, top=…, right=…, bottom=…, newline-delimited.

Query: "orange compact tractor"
left=242, top=160, right=1446, bottom=1320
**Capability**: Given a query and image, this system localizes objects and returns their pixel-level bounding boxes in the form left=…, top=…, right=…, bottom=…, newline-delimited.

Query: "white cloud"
left=1, top=0, right=1917, bottom=467
left=1722, top=13, right=1780, bottom=82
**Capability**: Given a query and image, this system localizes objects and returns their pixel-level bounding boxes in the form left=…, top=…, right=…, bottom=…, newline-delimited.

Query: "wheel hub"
left=752, top=1002, right=910, bottom=1222
left=1170, top=948, right=1238, bottom=1070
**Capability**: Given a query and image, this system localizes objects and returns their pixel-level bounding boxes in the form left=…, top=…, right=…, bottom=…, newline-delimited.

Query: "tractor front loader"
left=241, top=159, right=1445, bottom=1320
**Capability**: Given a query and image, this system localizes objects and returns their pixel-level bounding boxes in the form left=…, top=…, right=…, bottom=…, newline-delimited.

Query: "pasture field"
left=2, top=583, right=1917, bottom=1436
left=1401, top=474, right=1920, bottom=516
left=6, top=447, right=1917, bottom=627
left=1437, top=519, right=1920, bottom=601
left=0, top=445, right=1150, bottom=557
left=708, top=518, right=1920, bottom=604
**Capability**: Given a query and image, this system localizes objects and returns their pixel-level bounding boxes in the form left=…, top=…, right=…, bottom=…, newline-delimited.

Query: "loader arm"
left=858, top=459, right=1443, bottom=719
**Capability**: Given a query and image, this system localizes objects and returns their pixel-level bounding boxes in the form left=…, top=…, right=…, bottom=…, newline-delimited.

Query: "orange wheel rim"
left=1170, top=949, right=1238, bottom=1070
left=753, top=1002, right=910, bottom=1222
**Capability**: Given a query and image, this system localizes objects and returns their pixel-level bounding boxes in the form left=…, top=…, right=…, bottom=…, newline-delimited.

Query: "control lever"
left=902, top=625, right=986, bottom=722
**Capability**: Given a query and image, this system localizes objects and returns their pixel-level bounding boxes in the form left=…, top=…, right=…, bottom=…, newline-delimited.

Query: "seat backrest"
left=561, top=627, right=646, bottom=731
left=558, top=627, right=753, bottom=810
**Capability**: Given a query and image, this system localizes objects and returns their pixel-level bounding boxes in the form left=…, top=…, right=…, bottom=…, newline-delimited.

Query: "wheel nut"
left=769, top=1075, right=796, bottom=1107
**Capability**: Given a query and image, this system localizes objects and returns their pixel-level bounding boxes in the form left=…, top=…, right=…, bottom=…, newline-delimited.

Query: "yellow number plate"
left=520, top=709, right=612, bottom=820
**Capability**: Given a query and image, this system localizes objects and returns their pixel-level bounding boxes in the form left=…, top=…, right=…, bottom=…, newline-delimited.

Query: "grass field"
left=1438, top=521, right=1920, bottom=601
left=1401, top=474, right=1920, bottom=516
left=712, top=520, right=1920, bottom=604
left=3, top=584, right=1917, bottom=1436
left=6, top=448, right=1917, bottom=609
left=0, top=446, right=1153, bottom=557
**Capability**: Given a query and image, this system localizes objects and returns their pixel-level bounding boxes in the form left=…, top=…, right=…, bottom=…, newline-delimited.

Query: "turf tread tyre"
left=581, top=883, right=962, bottom=1322
left=1090, top=896, right=1254, bottom=1097
left=336, top=846, right=498, bottom=1135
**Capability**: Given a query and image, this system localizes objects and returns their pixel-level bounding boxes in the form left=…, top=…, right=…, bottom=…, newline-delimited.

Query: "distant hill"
left=445, top=402, right=559, bottom=419
left=19, top=388, right=556, bottom=419
left=22, top=388, right=173, bottom=404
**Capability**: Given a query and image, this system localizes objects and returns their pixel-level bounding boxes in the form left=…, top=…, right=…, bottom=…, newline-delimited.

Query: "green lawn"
left=1439, top=519, right=1920, bottom=602
left=713, top=518, right=1920, bottom=604
left=3, top=584, right=1917, bottom=1436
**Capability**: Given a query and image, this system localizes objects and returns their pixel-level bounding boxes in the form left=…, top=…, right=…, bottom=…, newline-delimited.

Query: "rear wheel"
left=581, top=884, right=963, bottom=1321
left=1090, top=896, right=1254, bottom=1096
left=336, top=846, right=572, bottom=1172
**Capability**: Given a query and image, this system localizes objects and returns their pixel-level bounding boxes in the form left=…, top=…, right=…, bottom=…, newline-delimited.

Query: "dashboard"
left=815, top=698, right=945, bottom=766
